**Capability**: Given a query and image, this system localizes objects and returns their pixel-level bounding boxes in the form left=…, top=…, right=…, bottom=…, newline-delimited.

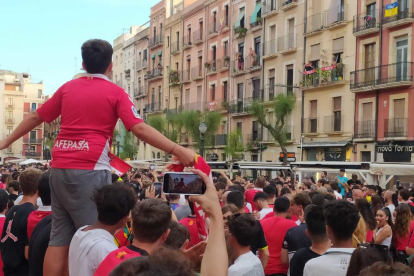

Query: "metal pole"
left=200, top=134, right=205, bottom=158
left=117, top=142, right=120, bottom=157
left=300, top=135, right=304, bottom=161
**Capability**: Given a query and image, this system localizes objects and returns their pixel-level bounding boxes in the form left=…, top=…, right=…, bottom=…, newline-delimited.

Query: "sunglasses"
left=358, top=243, right=389, bottom=252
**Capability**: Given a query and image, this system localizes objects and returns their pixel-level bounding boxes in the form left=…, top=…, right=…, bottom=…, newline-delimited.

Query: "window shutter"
left=333, top=97, right=342, bottom=111
left=333, top=37, right=344, bottom=54
left=310, top=100, right=317, bottom=118
left=310, top=44, right=320, bottom=61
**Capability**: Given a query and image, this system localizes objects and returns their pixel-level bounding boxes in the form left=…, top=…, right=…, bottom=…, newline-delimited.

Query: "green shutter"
left=234, top=8, right=245, bottom=28
left=151, top=54, right=156, bottom=59
left=158, top=50, right=162, bottom=56
left=250, top=2, right=262, bottom=24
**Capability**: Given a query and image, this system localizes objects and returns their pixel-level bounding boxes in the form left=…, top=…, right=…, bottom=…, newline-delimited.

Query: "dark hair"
left=392, top=193, right=399, bottom=208
left=324, top=200, right=360, bottom=241
left=275, top=197, right=290, bottom=213
left=7, top=180, right=19, bottom=193
left=227, top=191, right=244, bottom=210
left=323, top=194, right=335, bottom=202
left=304, top=205, right=326, bottom=241
left=263, top=185, right=276, bottom=198
left=11, top=172, right=19, bottom=181
left=377, top=207, right=393, bottom=229
left=340, top=169, right=345, bottom=172
left=228, top=214, right=257, bottom=246
left=308, top=191, right=318, bottom=199
left=346, top=248, right=392, bottom=276
left=111, top=174, right=119, bottom=183
left=292, top=193, right=312, bottom=209
left=215, top=182, right=226, bottom=191
left=165, top=221, right=190, bottom=250
left=1, top=174, right=9, bottom=184
left=228, top=184, right=244, bottom=194
left=132, top=199, right=172, bottom=243
left=311, top=193, right=325, bottom=207
left=394, top=204, right=412, bottom=238
left=38, top=172, right=51, bottom=206
left=399, top=189, right=410, bottom=201
left=19, top=169, right=42, bottom=196
left=317, top=179, right=326, bottom=185
left=217, top=177, right=227, bottom=184
left=81, top=39, right=113, bottom=74
left=370, top=194, right=384, bottom=216
left=322, top=171, right=328, bottom=176
left=355, top=199, right=377, bottom=231
left=255, top=177, right=266, bottom=188
left=280, top=187, right=291, bottom=196
left=330, top=182, right=339, bottom=192
left=222, top=204, right=239, bottom=215
left=0, top=190, right=9, bottom=213
left=166, top=194, right=180, bottom=201
left=359, top=262, right=414, bottom=276
left=275, top=181, right=284, bottom=186
left=93, top=184, right=136, bottom=226
left=367, top=185, right=377, bottom=193
left=253, top=192, right=268, bottom=202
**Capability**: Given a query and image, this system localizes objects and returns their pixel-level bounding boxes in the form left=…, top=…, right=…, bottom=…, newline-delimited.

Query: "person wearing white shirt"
left=227, top=213, right=264, bottom=276
left=69, top=184, right=136, bottom=276
left=253, top=192, right=273, bottom=220
left=304, top=200, right=360, bottom=276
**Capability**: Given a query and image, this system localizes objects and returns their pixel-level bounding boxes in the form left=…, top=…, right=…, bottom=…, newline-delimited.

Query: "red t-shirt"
left=94, top=245, right=148, bottom=276
left=263, top=212, right=275, bottom=220
left=0, top=216, right=6, bottom=276
left=396, top=220, right=414, bottom=251
left=260, top=216, right=297, bottom=275
left=27, top=208, right=52, bottom=240
left=36, top=75, right=143, bottom=170
left=245, top=188, right=263, bottom=212
left=179, top=217, right=202, bottom=248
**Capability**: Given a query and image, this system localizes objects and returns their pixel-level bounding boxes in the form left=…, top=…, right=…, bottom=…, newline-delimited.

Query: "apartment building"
left=351, top=0, right=414, bottom=163
left=134, top=27, right=150, bottom=118
left=0, top=70, right=44, bottom=163
left=300, top=0, right=357, bottom=162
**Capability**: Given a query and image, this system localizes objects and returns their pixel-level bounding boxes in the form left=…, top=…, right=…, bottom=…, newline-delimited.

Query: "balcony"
left=125, top=70, right=131, bottom=79
left=147, top=68, right=163, bottom=81
left=193, top=29, right=204, bottom=45
left=136, top=60, right=142, bottom=71
left=353, top=10, right=380, bottom=36
left=183, top=35, right=192, bottom=49
left=134, top=86, right=146, bottom=98
left=144, top=102, right=162, bottom=113
left=263, top=39, right=278, bottom=59
left=148, top=34, right=163, bottom=48
left=182, top=102, right=204, bottom=112
left=208, top=21, right=219, bottom=38
left=115, top=80, right=122, bottom=87
left=262, top=0, right=280, bottom=17
left=304, top=13, right=325, bottom=36
left=5, top=117, right=14, bottom=124
left=205, top=99, right=228, bottom=113
left=169, top=70, right=180, bottom=87
left=217, top=56, right=230, bottom=72
left=280, top=0, right=298, bottom=11
left=214, top=134, right=227, bottom=146
left=245, top=55, right=261, bottom=72
left=384, top=118, right=408, bottom=139
left=231, top=60, right=245, bottom=76
left=354, top=120, right=375, bottom=140
left=142, top=59, right=148, bottom=69
left=262, top=85, right=298, bottom=102
left=247, top=134, right=263, bottom=150
left=303, top=118, right=319, bottom=135
left=4, top=146, right=13, bottom=154
left=228, top=97, right=259, bottom=115
left=205, top=60, right=217, bottom=75
left=23, top=138, right=42, bottom=144
left=350, top=62, right=413, bottom=92
left=277, top=33, right=297, bottom=54
left=301, top=64, right=346, bottom=89
left=182, top=69, right=191, bottom=84
left=221, top=19, right=230, bottom=32
left=5, top=103, right=15, bottom=110
left=325, top=5, right=348, bottom=30
left=171, top=41, right=180, bottom=55
left=23, top=152, right=41, bottom=158
left=383, top=7, right=414, bottom=28
left=323, top=115, right=344, bottom=134
left=191, top=66, right=204, bottom=81
left=249, top=15, right=263, bottom=31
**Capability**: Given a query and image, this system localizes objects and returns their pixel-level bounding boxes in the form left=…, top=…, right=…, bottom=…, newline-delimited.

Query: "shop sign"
left=325, top=147, right=345, bottom=161
left=279, top=152, right=296, bottom=162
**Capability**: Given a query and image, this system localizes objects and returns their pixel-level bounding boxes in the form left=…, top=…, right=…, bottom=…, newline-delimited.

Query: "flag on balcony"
left=385, top=2, right=398, bottom=17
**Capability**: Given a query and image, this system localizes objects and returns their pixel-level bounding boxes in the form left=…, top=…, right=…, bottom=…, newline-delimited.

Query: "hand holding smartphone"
left=163, top=172, right=206, bottom=195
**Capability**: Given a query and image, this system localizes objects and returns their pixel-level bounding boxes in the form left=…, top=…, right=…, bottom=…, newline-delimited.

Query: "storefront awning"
left=151, top=54, right=156, bottom=59
left=370, top=163, right=414, bottom=176
left=250, top=2, right=262, bottom=24
left=234, top=9, right=245, bottom=28
left=157, top=50, right=162, bottom=56
left=298, top=142, right=350, bottom=148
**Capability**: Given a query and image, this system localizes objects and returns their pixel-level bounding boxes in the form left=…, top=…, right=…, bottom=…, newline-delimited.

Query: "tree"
left=224, top=130, right=244, bottom=161
left=250, top=93, right=296, bottom=165
left=119, top=129, right=138, bottom=160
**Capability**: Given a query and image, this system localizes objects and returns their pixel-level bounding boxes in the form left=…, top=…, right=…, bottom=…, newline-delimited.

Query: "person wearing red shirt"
left=393, top=204, right=414, bottom=264
left=95, top=199, right=171, bottom=276
left=179, top=203, right=202, bottom=248
left=0, top=190, right=10, bottom=276
left=260, top=196, right=297, bottom=276
left=27, top=172, right=52, bottom=240
left=245, top=177, right=266, bottom=212
left=0, top=39, right=195, bottom=276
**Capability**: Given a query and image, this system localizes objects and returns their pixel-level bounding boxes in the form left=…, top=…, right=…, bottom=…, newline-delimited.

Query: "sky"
left=0, top=0, right=155, bottom=95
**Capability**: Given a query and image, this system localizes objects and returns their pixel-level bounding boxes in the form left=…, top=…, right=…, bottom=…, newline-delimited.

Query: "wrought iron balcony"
left=23, top=138, right=42, bottom=144
left=182, top=69, right=191, bottom=83
left=303, top=118, right=319, bottom=134
left=301, top=64, right=346, bottom=89
left=215, top=134, right=227, bottom=146
left=5, top=103, right=15, bottom=110
left=227, top=97, right=259, bottom=114
left=149, top=34, right=164, bottom=48
left=171, top=41, right=180, bottom=55
left=280, top=0, right=298, bottom=11
left=183, top=35, right=192, bottom=49
left=382, top=7, right=414, bottom=28
left=354, top=120, right=375, bottom=139
left=217, top=56, right=230, bottom=72
left=208, top=21, right=219, bottom=37
left=263, top=39, right=277, bottom=58
left=144, top=102, right=162, bottom=113
left=304, top=13, right=325, bottom=36
left=182, top=102, right=204, bottom=112
left=277, top=34, right=297, bottom=54
left=231, top=59, right=245, bottom=76
left=169, top=70, right=180, bottom=86
left=23, top=152, right=41, bottom=158
left=134, top=86, right=146, bottom=98
left=323, top=115, right=344, bottom=133
left=142, top=59, right=148, bottom=68
left=205, top=60, right=217, bottom=74
left=204, top=100, right=228, bottom=112
left=147, top=68, right=163, bottom=80
left=262, top=0, right=280, bottom=17
left=384, top=118, right=408, bottom=138
left=245, top=55, right=261, bottom=71
left=5, top=117, right=15, bottom=124
left=325, top=5, right=348, bottom=29
left=193, top=29, right=203, bottom=45
left=190, top=65, right=203, bottom=81
left=353, top=10, right=380, bottom=36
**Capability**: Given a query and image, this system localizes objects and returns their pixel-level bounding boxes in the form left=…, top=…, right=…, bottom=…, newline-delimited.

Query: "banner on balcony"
left=322, top=65, right=336, bottom=71
left=384, top=2, right=398, bottom=17
left=209, top=102, right=217, bottom=111
left=303, top=69, right=316, bottom=75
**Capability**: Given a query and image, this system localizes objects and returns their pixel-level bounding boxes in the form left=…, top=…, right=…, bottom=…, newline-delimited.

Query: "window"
left=254, top=37, right=261, bottom=61
left=268, top=69, right=275, bottom=100
left=333, top=37, right=344, bottom=63
left=238, top=43, right=244, bottom=56
left=239, top=7, right=245, bottom=29
left=30, top=131, right=36, bottom=143
left=333, top=97, right=342, bottom=132
left=396, top=38, right=408, bottom=80
left=286, top=65, right=294, bottom=93
left=223, top=81, right=228, bottom=102
left=394, top=99, right=405, bottom=118
left=143, top=49, right=147, bottom=60
left=361, top=151, right=371, bottom=162
left=224, top=41, right=229, bottom=56
left=211, top=84, right=216, bottom=101
left=252, top=79, right=260, bottom=98
left=236, top=122, right=243, bottom=133
left=31, top=103, right=37, bottom=111
left=365, top=43, right=376, bottom=82
left=199, top=21, right=204, bottom=38
left=223, top=121, right=227, bottom=134
left=225, top=5, right=229, bottom=25
left=307, top=149, right=317, bottom=161
left=310, top=44, right=320, bottom=66
left=7, top=128, right=12, bottom=135
left=8, top=111, right=12, bottom=119
left=310, top=100, right=317, bottom=133
left=366, top=3, right=376, bottom=17
left=362, top=102, right=373, bottom=121
left=252, top=121, right=259, bottom=140
left=167, top=36, right=170, bottom=47
left=158, top=86, right=162, bottom=106
left=37, top=89, right=42, bottom=98
left=213, top=11, right=217, bottom=31
left=175, top=62, right=179, bottom=71
left=237, top=83, right=243, bottom=100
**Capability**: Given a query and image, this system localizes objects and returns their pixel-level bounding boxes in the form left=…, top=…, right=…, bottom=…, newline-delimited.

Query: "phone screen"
left=163, top=173, right=206, bottom=195
left=149, top=164, right=155, bottom=172
left=154, top=182, right=162, bottom=197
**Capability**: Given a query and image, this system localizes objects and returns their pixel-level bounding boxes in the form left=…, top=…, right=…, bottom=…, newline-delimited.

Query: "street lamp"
left=45, top=145, right=50, bottom=162
left=199, top=121, right=207, bottom=158
left=115, top=134, right=121, bottom=157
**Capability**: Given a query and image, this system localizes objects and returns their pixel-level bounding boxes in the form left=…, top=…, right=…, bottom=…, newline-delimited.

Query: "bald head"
left=352, top=189, right=364, bottom=202
left=222, top=190, right=231, bottom=204
left=384, top=190, right=394, bottom=202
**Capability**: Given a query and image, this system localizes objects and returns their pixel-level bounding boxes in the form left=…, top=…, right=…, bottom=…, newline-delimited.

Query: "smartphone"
left=154, top=182, right=162, bottom=197
left=163, top=172, right=206, bottom=195
left=149, top=164, right=155, bottom=172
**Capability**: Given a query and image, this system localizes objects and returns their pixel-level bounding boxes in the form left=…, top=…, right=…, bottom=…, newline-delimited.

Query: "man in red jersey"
left=245, top=177, right=266, bottom=212
left=179, top=202, right=202, bottom=248
left=0, top=39, right=195, bottom=276
left=260, top=196, right=297, bottom=276
left=94, top=198, right=171, bottom=276
left=0, top=190, right=10, bottom=276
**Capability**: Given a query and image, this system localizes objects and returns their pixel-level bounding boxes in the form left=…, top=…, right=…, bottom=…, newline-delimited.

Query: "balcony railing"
left=280, top=0, right=298, bottom=10
left=145, top=102, right=162, bottom=113
left=206, top=60, right=217, bottom=74
left=182, top=69, right=191, bottom=83
left=5, top=117, right=15, bottom=124
left=182, top=102, right=204, bottom=112
left=228, top=97, right=259, bottom=114
left=193, top=29, right=203, bottom=44
left=385, top=118, right=408, bottom=138
left=171, top=41, right=180, bottom=55
left=262, top=0, right=280, bottom=16
left=191, top=65, right=203, bottom=80
left=304, top=13, right=325, bottom=35
left=23, top=138, right=42, bottom=144
left=247, top=133, right=262, bottom=145
left=217, top=56, right=230, bottom=71
left=142, top=59, right=148, bottom=68
left=23, top=152, right=41, bottom=158
left=325, top=5, right=348, bottom=27
left=204, top=99, right=228, bottom=112
left=231, top=60, right=245, bottom=75
left=264, top=39, right=277, bottom=56
left=149, top=34, right=163, bottom=48
left=215, top=134, right=227, bottom=146
left=383, top=7, right=414, bottom=26
left=353, top=10, right=380, bottom=35
left=304, top=118, right=319, bottom=134
left=136, top=60, right=142, bottom=70
left=355, top=120, right=375, bottom=139
left=245, top=55, right=261, bottom=70
left=277, top=33, right=297, bottom=53
left=183, top=35, right=192, bottom=48
left=262, top=85, right=298, bottom=102
left=147, top=68, right=163, bottom=80
left=169, top=70, right=180, bottom=86
left=134, top=86, right=146, bottom=98
left=5, top=103, right=15, bottom=109
left=323, top=115, right=344, bottom=133
left=208, top=21, right=219, bottom=36
left=301, top=64, right=345, bottom=89
left=350, top=62, right=413, bottom=90
left=250, top=15, right=262, bottom=28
